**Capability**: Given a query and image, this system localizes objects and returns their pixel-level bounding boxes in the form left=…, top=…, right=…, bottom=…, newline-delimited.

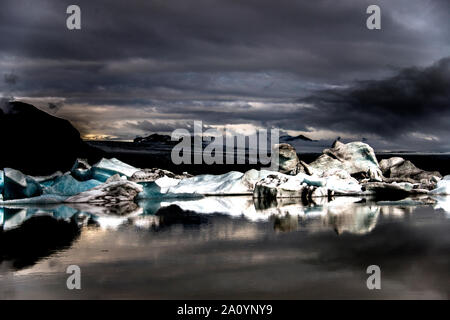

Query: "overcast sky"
left=1, top=0, right=449, bottom=151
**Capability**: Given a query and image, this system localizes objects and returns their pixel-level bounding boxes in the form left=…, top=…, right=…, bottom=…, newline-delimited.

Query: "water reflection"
left=0, top=194, right=449, bottom=299
left=1, top=195, right=448, bottom=271
left=0, top=213, right=81, bottom=270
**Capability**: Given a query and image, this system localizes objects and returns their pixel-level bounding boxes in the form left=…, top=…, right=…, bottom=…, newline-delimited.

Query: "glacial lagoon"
left=1, top=196, right=449, bottom=299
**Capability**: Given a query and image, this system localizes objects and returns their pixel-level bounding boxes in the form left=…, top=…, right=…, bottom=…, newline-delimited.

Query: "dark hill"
left=280, top=134, right=315, bottom=142
left=134, top=133, right=176, bottom=145
left=0, top=101, right=102, bottom=175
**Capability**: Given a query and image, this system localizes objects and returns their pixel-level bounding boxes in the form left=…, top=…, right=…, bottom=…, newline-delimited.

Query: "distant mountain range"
left=134, top=133, right=316, bottom=144
left=134, top=133, right=177, bottom=145
left=280, top=134, right=316, bottom=142
left=131, top=132, right=328, bottom=154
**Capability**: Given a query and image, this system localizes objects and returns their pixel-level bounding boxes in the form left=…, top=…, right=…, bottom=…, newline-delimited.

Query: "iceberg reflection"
left=0, top=192, right=450, bottom=269
left=1, top=194, right=449, bottom=235
left=0, top=194, right=449, bottom=272
left=0, top=213, right=82, bottom=270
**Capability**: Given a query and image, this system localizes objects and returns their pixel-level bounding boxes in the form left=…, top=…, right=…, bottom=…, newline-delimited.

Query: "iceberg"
left=65, top=180, right=143, bottom=203
left=135, top=167, right=360, bottom=199
left=253, top=170, right=361, bottom=200
left=430, top=175, right=450, bottom=195
left=71, top=158, right=141, bottom=182
left=166, top=171, right=249, bottom=195
left=154, top=169, right=289, bottom=197
left=320, top=169, right=362, bottom=194
left=308, top=140, right=383, bottom=181
left=364, top=182, right=428, bottom=199
left=0, top=170, right=101, bottom=204
left=71, top=158, right=92, bottom=181
left=380, top=157, right=441, bottom=189
left=0, top=141, right=446, bottom=207
left=137, top=176, right=188, bottom=199
left=131, top=168, right=192, bottom=182
left=43, top=174, right=101, bottom=196
left=2, top=168, right=43, bottom=200
left=254, top=173, right=325, bottom=199
left=30, top=171, right=64, bottom=185
left=271, top=143, right=301, bottom=175
left=90, top=158, right=141, bottom=182
left=0, top=170, right=4, bottom=196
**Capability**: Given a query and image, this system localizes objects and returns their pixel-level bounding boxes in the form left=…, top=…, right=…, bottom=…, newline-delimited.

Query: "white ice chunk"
left=4, top=168, right=28, bottom=187
left=167, top=171, right=250, bottom=195
left=93, top=158, right=141, bottom=177
left=430, top=175, right=450, bottom=195
left=155, top=176, right=182, bottom=191
left=324, top=175, right=362, bottom=194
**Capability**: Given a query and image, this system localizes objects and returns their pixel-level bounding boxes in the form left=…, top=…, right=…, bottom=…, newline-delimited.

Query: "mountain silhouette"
left=0, top=100, right=101, bottom=175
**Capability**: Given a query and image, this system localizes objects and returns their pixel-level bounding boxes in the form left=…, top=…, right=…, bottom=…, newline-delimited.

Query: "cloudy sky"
left=1, top=0, right=449, bottom=151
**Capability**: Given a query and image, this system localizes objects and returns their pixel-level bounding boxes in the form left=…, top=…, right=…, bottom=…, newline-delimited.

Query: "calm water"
left=0, top=196, right=449, bottom=299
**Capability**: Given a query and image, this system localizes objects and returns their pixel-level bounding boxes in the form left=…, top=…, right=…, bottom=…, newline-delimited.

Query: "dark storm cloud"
left=0, top=0, right=449, bottom=149
left=4, top=73, right=18, bottom=86
left=295, top=57, right=450, bottom=142
left=2, top=0, right=448, bottom=80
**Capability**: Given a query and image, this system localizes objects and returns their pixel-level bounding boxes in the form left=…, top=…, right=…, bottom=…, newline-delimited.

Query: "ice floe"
left=0, top=140, right=448, bottom=222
